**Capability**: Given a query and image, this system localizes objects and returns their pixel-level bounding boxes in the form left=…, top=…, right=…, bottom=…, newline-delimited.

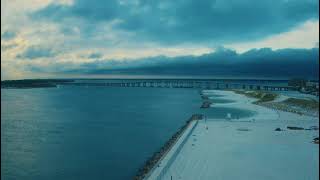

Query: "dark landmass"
left=1, top=79, right=74, bottom=89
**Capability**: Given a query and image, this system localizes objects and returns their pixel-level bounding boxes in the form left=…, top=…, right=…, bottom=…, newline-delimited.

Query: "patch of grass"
left=256, top=93, right=278, bottom=103
left=233, top=90, right=278, bottom=103
left=283, top=98, right=319, bottom=110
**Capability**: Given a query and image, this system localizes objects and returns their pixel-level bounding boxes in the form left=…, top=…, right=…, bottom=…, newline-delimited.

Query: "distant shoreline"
left=1, top=79, right=74, bottom=89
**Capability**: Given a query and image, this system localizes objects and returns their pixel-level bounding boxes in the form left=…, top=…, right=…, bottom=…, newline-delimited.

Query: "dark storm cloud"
left=54, top=47, right=318, bottom=79
left=16, top=46, right=58, bottom=59
left=32, top=0, right=319, bottom=44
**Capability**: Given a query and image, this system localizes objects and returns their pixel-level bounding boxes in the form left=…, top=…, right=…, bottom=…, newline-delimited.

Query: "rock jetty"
left=287, top=126, right=304, bottom=130
left=201, top=101, right=212, bottom=108
left=133, top=114, right=203, bottom=180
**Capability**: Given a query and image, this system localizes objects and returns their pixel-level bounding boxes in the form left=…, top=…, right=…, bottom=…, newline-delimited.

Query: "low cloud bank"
left=61, top=48, right=318, bottom=79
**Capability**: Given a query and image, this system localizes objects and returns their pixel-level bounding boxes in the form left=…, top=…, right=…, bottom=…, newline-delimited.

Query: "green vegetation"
left=256, top=93, right=278, bottom=103
left=234, top=90, right=319, bottom=116
left=283, top=98, right=319, bottom=110
left=233, top=90, right=278, bottom=103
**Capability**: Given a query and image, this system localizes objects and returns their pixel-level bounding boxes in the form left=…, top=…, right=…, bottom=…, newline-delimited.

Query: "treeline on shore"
left=133, top=114, right=203, bottom=180
left=1, top=79, right=74, bottom=89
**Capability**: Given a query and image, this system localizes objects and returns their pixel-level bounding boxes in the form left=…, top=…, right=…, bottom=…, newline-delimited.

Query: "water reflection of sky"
left=208, top=98, right=235, bottom=104
left=1, top=87, right=202, bottom=180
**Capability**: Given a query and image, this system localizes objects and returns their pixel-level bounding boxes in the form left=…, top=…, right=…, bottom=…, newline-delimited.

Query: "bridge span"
left=61, top=79, right=294, bottom=91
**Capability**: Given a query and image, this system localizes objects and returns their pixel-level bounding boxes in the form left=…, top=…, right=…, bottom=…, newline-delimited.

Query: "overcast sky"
left=1, top=0, right=319, bottom=79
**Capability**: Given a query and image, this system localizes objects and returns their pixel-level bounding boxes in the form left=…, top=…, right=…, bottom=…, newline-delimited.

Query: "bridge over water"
left=61, top=79, right=294, bottom=91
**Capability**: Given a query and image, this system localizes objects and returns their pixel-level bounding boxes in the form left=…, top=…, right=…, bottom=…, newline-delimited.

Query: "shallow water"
left=208, top=98, right=235, bottom=103
left=203, top=107, right=256, bottom=119
left=202, top=92, right=225, bottom=97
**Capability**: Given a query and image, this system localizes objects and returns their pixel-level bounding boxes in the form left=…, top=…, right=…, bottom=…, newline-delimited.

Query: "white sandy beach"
left=147, top=90, right=319, bottom=180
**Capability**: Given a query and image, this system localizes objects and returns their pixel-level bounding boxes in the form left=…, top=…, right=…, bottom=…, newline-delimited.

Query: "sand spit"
left=153, top=90, right=319, bottom=180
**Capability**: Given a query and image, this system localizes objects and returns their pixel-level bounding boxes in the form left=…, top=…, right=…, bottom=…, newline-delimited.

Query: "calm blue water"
left=205, top=95, right=255, bottom=119
left=1, top=87, right=203, bottom=180
left=1, top=86, right=255, bottom=180
left=208, top=98, right=236, bottom=103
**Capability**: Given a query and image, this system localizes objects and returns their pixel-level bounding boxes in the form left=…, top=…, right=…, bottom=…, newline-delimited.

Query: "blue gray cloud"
left=16, top=46, right=58, bottom=59
left=1, top=44, right=18, bottom=51
left=1, top=31, right=17, bottom=40
left=31, top=47, right=318, bottom=79
left=88, top=52, right=103, bottom=59
left=100, top=48, right=319, bottom=79
left=32, top=0, right=319, bottom=44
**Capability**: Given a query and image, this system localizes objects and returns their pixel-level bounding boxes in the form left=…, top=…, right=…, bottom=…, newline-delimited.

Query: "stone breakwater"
left=133, top=114, right=203, bottom=180
left=201, top=95, right=209, bottom=100
left=201, top=101, right=212, bottom=108
left=200, top=93, right=212, bottom=108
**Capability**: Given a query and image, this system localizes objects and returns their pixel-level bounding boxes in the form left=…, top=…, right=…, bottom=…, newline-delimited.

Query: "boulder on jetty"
left=201, top=101, right=212, bottom=108
left=275, top=128, right=283, bottom=131
left=287, top=126, right=304, bottom=130
left=309, top=126, right=319, bottom=130
left=237, top=128, right=251, bottom=131
left=133, top=114, right=203, bottom=180
left=201, top=95, right=209, bottom=100
left=190, top=114, right=204, bottom=120
left=313, top=137, right=319, bottom=144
